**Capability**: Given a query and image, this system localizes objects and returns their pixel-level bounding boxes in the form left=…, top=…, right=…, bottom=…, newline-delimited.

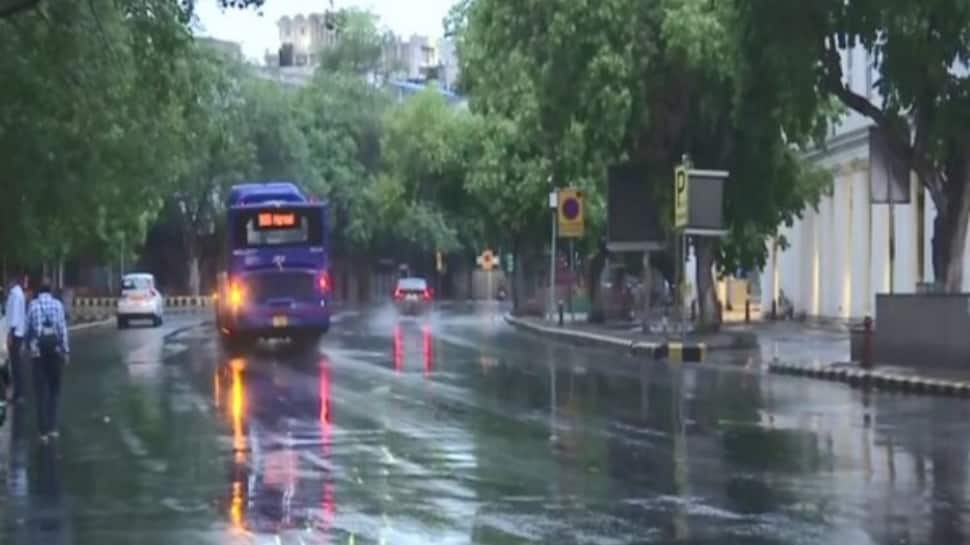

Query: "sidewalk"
left=505, top=313, right=771, bottom=362
left=507, top=312, right=970, bottom=399
left=508, top=313, right=849, bottom=353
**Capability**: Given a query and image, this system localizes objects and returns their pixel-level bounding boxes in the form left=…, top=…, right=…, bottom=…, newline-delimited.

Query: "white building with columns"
left=756, top=45, right=959, bottom=320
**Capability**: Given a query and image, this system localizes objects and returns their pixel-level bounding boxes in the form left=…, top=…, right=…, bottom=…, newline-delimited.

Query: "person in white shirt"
left=5, top=272, right=28, bottom=404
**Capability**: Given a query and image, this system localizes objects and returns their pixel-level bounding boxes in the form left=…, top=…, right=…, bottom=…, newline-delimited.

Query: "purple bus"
left=215, top=182, right=331, bottom=349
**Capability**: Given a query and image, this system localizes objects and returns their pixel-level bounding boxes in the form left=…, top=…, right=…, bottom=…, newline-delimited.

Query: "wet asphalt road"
left=2, top=304, right=970, bottom=545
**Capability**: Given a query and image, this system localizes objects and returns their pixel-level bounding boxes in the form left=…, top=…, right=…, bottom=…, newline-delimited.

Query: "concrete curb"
left=767, top=360, right=970, bottom=398
left=69, top=318, right=114, bottom=332
left=503, top=314, right=706, bottom=362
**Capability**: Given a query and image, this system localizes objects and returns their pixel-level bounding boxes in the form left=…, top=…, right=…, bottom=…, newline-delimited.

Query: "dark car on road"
left=392, top=277, right=433, bottom=315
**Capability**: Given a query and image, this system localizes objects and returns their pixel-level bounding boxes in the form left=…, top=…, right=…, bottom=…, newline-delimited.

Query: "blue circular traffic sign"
left=562, top=197, right=580, bottom=219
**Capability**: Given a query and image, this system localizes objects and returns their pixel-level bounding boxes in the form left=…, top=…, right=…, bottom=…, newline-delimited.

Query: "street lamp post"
left=547, top=177, right=558, bottom=321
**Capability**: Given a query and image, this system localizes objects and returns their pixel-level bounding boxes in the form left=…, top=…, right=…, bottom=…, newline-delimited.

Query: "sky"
left=195, top=0, right=457, bottom=61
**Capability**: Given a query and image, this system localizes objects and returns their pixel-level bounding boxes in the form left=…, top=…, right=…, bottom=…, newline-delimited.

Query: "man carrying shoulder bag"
left=25, top=280, right=69, bottom=444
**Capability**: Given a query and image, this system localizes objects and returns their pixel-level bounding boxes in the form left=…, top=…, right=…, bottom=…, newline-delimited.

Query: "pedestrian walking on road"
left=5, top=271, right=28, bottom=404
left=25, top=279, right=69, bottom=444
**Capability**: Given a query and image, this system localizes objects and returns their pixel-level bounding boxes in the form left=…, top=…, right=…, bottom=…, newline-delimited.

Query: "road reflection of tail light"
left=323, top=482, right=335, bottom=531
left=214, top=369, right=222, bottom=409
left=318, top=356, right=335, bottom=532
left=230, top=358, right=247, bottom=460
left=393, top=325, right=403, bottom=372
left=423, top=326, right=433, bottom=376
left=319, top=357, right=332, bottom=454
left=230, top=480, right=245, bottom=533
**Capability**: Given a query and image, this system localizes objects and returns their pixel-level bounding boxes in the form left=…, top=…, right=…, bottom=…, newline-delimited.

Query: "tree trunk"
left=511, top=236, right=523, bottom=314
left=587, top=239, right=608, bottom=323
left=932, top=175, right=970, bottom=292
left=641, top=253, right=652, bottom=324
left=187, top=241, right=201, bottom=296
left=694, top=237, right=720, bottom=331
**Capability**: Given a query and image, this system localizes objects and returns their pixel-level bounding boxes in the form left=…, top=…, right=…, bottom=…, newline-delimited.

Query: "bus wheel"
left=220, top=332, right=249, bottom=354
left=291, top=331, right=323, bottom=350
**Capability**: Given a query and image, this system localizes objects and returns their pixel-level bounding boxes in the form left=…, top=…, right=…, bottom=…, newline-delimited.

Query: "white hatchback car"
left=117, top=273, right=164, bottom=328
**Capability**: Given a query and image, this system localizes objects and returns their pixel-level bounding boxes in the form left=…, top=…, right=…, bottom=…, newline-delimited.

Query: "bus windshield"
left=232, top=207, right=323, bottom=249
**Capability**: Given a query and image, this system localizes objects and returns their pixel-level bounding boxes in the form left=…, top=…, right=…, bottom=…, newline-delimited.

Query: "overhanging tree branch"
left=820, top=42, right=946, bottom=206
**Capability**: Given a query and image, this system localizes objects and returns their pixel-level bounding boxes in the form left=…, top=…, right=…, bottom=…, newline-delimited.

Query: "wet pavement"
left=2, top=304, right=970, bottom=544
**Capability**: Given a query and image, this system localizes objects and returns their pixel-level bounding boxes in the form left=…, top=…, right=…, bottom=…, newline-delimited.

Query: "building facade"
left=381, top=34, right=437, bottom=80
left=437, top=37, right=460, bottom=92
left=274, top=13, right=339, bottom=66
left=756, top=45, right=957, bottom=320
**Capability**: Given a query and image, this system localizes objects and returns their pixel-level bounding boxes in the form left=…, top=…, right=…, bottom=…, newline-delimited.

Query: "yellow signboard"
left=674, top=166, right=689, bottom=229
left=477, top=249, right=498, bottom=271
left=557, top=188, right=584, bottom=238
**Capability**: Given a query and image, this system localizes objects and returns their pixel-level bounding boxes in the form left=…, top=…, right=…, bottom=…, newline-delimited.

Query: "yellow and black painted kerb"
left=768, top=360, right=970, bottom=399
left=652, top=342, right=706, bottom=362
left=72, top=296, right=213, bottom=309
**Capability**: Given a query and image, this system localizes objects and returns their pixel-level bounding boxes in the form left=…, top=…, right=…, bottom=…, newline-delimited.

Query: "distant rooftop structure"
left=386, top=79, right=466, bottom=108
left=252, top=65, right=467, bottom=109
left=273, top=12, right=339, bottom=67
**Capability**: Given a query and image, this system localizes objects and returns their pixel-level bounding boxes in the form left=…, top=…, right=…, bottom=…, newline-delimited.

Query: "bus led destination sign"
left=257, top=212, right=297, bottom=229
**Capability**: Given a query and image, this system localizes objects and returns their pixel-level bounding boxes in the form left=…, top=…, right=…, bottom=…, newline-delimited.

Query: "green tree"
left=456, top=0, right=829, bottom=326
left=296, top=70, right=392, bottom=254
left=169, top=43, right=256, bottom=294
left=242, top=77, right=317, bottom=186
left=0, top=0, right=191, bottom=278
left=464, top=115, right=552, bottom=310
left=379, top=89, right=482, bottom=253
left=736, top=0, right=970, bottom=292
left=317, top=8, right=386, bottom=77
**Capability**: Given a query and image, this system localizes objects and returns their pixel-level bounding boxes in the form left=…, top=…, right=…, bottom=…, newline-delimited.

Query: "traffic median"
left=503, top=314, right=711, bottom=363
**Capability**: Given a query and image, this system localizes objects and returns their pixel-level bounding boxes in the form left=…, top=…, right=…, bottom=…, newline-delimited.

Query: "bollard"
left=558, top=300, right=565, bottom=327
left=690, top=300, right=697, bottom=322
left=745, top=299, right=751, bottom=323
left=770, top=299, right=777, bottom=320
left=862, top=315, right=873, bottom=369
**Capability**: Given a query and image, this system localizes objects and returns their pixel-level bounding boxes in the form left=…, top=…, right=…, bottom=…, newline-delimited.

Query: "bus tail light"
left=318, top=270, right=332, bottom=293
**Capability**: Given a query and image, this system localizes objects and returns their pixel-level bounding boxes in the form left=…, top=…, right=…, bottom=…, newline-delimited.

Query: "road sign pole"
left=488, top=267, right=493, bottom=302
left=548, top=191, right=558, bottom=320
left=568, top=238, right=575, bottom=321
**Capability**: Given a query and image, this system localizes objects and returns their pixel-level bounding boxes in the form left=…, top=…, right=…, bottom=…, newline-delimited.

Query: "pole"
left=487, top=268, right=493, bottom=303
left=674, top=230, right=681, bottom=320
left=548, top=192, right=558, bottom=321
left=888, top=161, right=895, bottom=294
left=568, top=238, right=575, bottom=321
